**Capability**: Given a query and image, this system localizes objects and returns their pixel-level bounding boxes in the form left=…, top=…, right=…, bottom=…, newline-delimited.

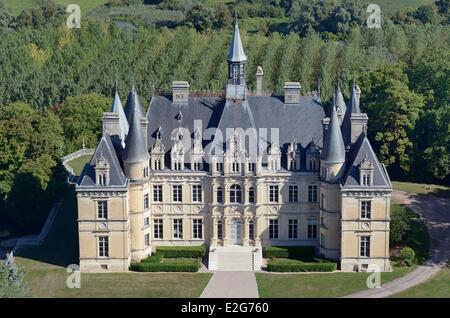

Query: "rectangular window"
left=269, top=219, right=279, bottom=239
left=144, top=233, right=150, bottom=246
left=192, top=185, right=202, bottom=202
left=173, top=219, right=183, bottom=239
left=217, top=222, right=223, bottom=240
left=98, top=236, right=109, bottom=257
left=269, top=185, right=279, bottom=203
left=153, top=219, right=163, bottom=239
left=232, top=161, right=240, bottom=172
left=144, top=193, right=149, bottom=209
left=321, top=193, right=325, bottom=209
left=249, top=222, right=254, bottom=240
left=97, top=201, right=108, bottom=219
left=361, top=201, right=372, bottom=219
left=143, top=166, right=149, bottom=178
left=193, top=219, right=203, bottom=239
left=288, top=219, right=298, bottom=239
left=320, top=234, right=325, bottom=247
left=216, top=188, right=223, bottom=204
left=153, top=185, right=162, bottom=202
left=308, top=220, right=317, bottom=239
left=144, top=217, right=150, bottom=227
left=360, top=236, right=371, bottom=257
left=193, top=161, right=202, bottom=170
left=173, top=185, right=182, bottom=202
left=216, top=162, right=223, bottom=172
left=248, top=188, right=255, bottom=204
left=248, top=163, right=256, bottom=172
left=288, top=185, right=298, bottom=203
left=308, top=185, right=318, bottom=202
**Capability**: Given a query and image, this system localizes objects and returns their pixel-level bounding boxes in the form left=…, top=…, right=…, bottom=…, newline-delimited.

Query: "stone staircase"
left=208, top=245, right=262, bottom=271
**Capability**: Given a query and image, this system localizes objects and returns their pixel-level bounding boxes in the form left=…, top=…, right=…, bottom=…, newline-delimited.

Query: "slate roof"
left=110, top=89, right=129, bottom=138
left=123, top=94, right=150, bottom=164
left=78, top=134, right=127, bottom=188
left=341, top=133, right=391, bottom=188
left=321, top=102, right=346, bottom=163
left=124, top=86, right=145, bottom=124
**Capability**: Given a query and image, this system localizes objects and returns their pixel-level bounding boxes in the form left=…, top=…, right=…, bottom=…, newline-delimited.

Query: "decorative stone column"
left=223, top=216, right=229, bottom=246
left=243, top=216, right=249, bottom=246
left=254, top=215, right=262, bottom=247
left=211, top=216, right=218, bottom=247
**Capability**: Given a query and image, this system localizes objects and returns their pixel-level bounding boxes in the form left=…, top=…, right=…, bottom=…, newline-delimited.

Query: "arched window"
left=248, top=187, right=255, bottom=204
left=230, top=184, right=242, bottom=204
left=216, top=187, right=223, bottom=204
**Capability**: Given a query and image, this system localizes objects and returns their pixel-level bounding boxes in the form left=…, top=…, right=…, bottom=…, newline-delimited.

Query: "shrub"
left=140, top=252, right=163, bottom=263
left=400, top=247, right=416, bottom=267
left=267, top=258, right=337, bottom=272
left=130, top=258, right=200, bottom=272
left=156, top=246, right=205, bottom=258
left=263, top=246, right=316, bottom=260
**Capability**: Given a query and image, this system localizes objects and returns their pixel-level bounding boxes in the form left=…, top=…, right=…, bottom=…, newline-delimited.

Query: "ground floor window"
left=307, top=220, right=317, bottom=239
left=217, top=221, right=223, bottom=240
left=249, top=221, right=254, bottom=240
left=153, top=219, right=163, bottom=239
left=98, top=236, right=109, bottom=257
left=360, top=236, right=371, bottom=257
left=269, top=219, right=278, bottom=239
left=193, top=219, right=203, bottom=239
left=144, top=233, right=150, bottom=246
left=288, top=219, right=298, bottom=239
left=173, top=219, right=183, bottom=239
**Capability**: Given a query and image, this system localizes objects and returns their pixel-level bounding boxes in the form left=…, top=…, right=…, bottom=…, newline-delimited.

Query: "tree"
left=0, top=253, right=30, bottom=298
left=360, top=65, right=425, bottom=176
left=61, top=93, right=110, bottom=153
left=0, top=0, right=11, bottom=28
left=185, top=3, right=214, bottom=33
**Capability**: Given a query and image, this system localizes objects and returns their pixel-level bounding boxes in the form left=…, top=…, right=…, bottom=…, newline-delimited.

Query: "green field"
left=391, top=268, right=450, bottom=298
left=66, top=154, right=92, bottom=176
left=4, top=0, right=109, bottom=16
left=392, top=181, right=450, bottom=198
left=256, top=264, right=417, bottom=298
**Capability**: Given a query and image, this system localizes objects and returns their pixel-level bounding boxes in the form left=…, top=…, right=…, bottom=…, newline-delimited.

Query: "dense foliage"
left=0, top=255, right=30, bottom=298
left=156, top=245, right=206, bottom=258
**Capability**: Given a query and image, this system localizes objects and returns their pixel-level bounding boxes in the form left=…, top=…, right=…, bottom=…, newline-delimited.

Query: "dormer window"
left=98, top=173, right=106, bottom=186
left=232, top=161, right=240, bottom=172
left=359, top=153, right=374, bottom=186
left=95, top=155, right=110, bottom=186
left=308, top=159, right=316, bottom=171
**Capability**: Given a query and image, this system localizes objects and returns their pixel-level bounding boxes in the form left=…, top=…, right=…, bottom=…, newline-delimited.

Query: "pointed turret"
left=227, top=18, right=247, bottom=63
left=124, top=86, right=145, bottom=124
left=349, top=83, right=361, bottom=114
left=110, top=89, right=129, bottom=136
left=334, top=85, right=347, bottom=119
left=123, top=97, right=149, bottom=164
left=342, top=83, right=367, bottom=146
left=321, top=102, right=345, bottom=164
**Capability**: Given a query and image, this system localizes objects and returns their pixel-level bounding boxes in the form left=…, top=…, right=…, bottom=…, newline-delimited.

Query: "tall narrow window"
left=248, top=162, right=256, bottom=172
left=232, top=161, right=240, bottom=172
left=154, top=219, right=163, bottom=239
left=192, top=185, right=202, bottom=202
left=98, top=201, right=108, bottom=219
left=217, top=221, right=223, bottom=240
left=361, top=201, right=372, bottom=219
left=320, top=234, right=325, bottom=247
left=173, top=185, right=182, bottom=202
left=360, top=236, right=371, bottom=257
left=144, top=233, right=150, bottom=246
left=288, top=219, right=298, bottom=239
left=216, top=162, right=223, bottom=172
left=248, top=187, right=255, bottom=204
left=99, top=174, right=106, bottom=186
left=98, top=236, right=109, bottom=257
left=193, top=219, right=203, bottom=239
left=269, top=185, right=279, bottom=203
left=153, top=185, right=163, bottom=202
left=269, top=219, right=279, bottom=239
left=173, top=219, right=183, bottom=239
left=230, top=184, right=242, bottom=203
left=249, top=221, right=255, bottom=240
left=309, top=159, right=316, bottom=171
left=143, top=166, right=149, bottom=178
left=144, top=193, right=149, bottom=209
left=289, top=185, right=298, bottom=202
left=216, top=187, right=223, bottom=204
left=308, top=184, right=318, bottom=202
left=308, top=220, right=318, bottom=239
left=321, top=193, right=325, bottom=209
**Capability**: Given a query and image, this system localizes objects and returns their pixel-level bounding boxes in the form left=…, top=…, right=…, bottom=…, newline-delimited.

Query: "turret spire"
left=321, top=101, right=346, bottom=164
left=227, top=16, right=247, bottom=63
left=110, top=87, right=129, bottom=137
left=123, top=96, right=149, bottom=164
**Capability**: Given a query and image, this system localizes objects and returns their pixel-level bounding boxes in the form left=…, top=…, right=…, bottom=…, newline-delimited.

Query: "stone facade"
left=76, top=20, right=392, bottom=273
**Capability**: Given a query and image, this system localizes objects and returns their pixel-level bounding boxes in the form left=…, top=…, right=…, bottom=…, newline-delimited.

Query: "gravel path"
left=200, top=271, right=259, bottom=298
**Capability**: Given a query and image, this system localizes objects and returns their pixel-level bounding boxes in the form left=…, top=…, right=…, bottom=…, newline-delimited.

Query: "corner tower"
left=226, top=17, right=247, bottom=100
left=123, top=91, right=151, bottom=262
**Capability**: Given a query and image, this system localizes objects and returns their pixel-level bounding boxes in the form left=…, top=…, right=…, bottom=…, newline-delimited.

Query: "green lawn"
left=391, top=268, right=450, bottom=298
left=4, top=0, right=109, bottom=16
left=256, top=264, right=417, bottom=298
left=392, top=181, right=450, bottom=198
left=66, top=154, right=92, bottom=176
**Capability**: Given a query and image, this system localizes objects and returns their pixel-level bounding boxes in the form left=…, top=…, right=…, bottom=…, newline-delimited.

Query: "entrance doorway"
left=229, top=219, right=242, bottom=245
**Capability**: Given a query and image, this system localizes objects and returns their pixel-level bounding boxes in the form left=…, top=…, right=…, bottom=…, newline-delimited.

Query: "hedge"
left=263, top=246, right=317, bottom=260
left=156, top=246, right=206, bottom=258
left=130, top=258, right=200, bottom=272
left=267, top=258, right=337, bottom=272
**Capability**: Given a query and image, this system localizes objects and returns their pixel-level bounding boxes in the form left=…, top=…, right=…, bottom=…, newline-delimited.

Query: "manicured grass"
left=392, top=181, right=450, bottom=198
left=391, top=268, right=450, bottom=298
left=17, top=257, right=212, bottom=298
left=256, top=264, right=417, bottom=298
left=66, top=154, right=92, bottom=176
left=4, top=0, right=109, bottom=16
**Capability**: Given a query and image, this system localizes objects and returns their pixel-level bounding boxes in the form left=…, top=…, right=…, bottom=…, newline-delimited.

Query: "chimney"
left=172, top=81, right=189, bottom=104
left=140, top=117, right=148, bottom=149
left=284, top=82, right=301, bottom=104
left=255, top=66, right=263, bottom=95
left=103, top=112, right=121, bottom=137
